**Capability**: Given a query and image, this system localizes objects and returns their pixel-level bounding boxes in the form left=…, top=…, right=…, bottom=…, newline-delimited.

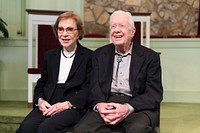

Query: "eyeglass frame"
left=57, top=26, right=78, bottom=34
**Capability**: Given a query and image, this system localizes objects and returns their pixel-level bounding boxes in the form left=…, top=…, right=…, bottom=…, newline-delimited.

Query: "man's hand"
left=96, top=102, right=131, bottom=125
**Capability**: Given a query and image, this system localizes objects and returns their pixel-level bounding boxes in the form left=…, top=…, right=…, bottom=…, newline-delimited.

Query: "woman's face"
left=57, top=18, right=79, bottom=51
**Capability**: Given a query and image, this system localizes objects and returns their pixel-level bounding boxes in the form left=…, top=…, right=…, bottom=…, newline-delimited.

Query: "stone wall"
left=84, top=0, right=199, bottom=37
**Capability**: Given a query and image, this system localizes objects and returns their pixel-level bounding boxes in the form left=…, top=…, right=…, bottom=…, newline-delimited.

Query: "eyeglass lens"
left=57, top=27, right=77, bottom=33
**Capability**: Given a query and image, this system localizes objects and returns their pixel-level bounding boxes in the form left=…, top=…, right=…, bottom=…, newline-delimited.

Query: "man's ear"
left=131, top=27, right=136, bottom=37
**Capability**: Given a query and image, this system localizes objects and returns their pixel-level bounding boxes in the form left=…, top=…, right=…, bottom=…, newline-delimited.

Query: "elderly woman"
left=17, top=12, right=93, bottom=133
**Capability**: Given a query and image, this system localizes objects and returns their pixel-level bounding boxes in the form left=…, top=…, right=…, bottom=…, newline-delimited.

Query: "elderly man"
left=74, top=10, right=163, bottom=133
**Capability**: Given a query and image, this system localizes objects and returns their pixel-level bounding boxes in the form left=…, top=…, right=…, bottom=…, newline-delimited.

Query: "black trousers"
left=73, top=95, right=153, bottom=133
left=17, top=84, right=81, bottom=133
left=17, top=107, right=81, bottom=133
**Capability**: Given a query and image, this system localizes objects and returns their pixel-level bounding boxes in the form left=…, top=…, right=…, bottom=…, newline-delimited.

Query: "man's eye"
left=119, top=24, right=125, bottom=28
left=111, top=25, right=116, bottom=28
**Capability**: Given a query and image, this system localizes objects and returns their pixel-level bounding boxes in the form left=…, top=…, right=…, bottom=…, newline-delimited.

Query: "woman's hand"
left=43, top=101, right=73, bottom=116
left=38, top=98, right=51, bottom=114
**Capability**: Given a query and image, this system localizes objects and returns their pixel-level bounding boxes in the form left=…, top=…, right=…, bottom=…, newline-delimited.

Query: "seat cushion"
left=66, top=126, right=159, bottom=133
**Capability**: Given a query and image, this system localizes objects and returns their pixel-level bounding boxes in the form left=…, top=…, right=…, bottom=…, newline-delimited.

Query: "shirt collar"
left=115, top=44, right=132, bottom=56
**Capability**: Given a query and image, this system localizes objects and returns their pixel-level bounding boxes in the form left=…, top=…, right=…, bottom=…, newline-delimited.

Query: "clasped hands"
left=96, top=102, right=131, bottom=125
left=37, top=98, right=72, bottom=116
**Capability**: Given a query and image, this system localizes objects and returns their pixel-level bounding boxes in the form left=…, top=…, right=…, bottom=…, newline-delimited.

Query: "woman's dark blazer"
left=88, top=41, right=163, bottom=127
left=33, top=42, right=93, bottom=110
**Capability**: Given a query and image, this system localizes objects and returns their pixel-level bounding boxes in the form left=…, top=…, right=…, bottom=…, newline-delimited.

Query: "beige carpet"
left=0, top=101, right=200, bottom=133
left=160, top=103, right=200, bottom=133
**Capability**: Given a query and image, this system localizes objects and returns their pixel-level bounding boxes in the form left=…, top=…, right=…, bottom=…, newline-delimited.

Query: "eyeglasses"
left=57, top=27, right=78, bottom=34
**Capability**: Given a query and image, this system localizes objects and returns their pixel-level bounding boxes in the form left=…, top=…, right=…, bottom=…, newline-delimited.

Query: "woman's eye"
left=67, top=27, right=74, bottom=31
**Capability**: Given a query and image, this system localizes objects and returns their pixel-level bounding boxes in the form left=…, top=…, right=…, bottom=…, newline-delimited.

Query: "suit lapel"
left=105, top=45, right=115, bottom=78
left=129, top=42, right=145, bottom=90
left=67, top=42, right=84, bottom=80
left=102, top=44, right=115, bottom=96
left=51, top=46, right=62, bottom=84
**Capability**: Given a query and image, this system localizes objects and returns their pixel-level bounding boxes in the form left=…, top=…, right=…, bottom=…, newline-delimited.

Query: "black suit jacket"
left=88, top=41, right=163, bottom=127
left=33, top=42, right=93, bottom=110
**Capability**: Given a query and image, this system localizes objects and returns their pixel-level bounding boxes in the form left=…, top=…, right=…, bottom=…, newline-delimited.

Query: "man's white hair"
left=110, top=10, right=135, bottom=28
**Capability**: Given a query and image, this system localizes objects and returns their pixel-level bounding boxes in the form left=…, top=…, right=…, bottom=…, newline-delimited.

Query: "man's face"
left=110, top=13, right=135, bottom=47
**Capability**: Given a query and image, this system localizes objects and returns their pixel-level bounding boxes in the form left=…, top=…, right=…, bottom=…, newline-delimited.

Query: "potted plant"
left=0, top=18, right=9, bottom=38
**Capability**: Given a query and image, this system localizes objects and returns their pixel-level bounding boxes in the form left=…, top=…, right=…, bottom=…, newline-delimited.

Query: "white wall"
left=0, top=38, right=28, bottom=101
left=0, top=0, right=25, bottom=37
left=151, top=38, right=200, bottom=103
left=25, top=0, right=84, bottom=19
left=0, top=0, right=84, bottom=38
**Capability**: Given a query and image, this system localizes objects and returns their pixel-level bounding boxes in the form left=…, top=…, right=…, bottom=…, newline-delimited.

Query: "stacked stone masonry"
left=84, top=0, right=199, bottom=37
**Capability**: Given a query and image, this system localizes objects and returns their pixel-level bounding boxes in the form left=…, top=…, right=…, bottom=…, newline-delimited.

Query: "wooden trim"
left=26, top=9, right=69, bottom=15
left=198, top=2, right=200, bottom=35
left=130, top=12, right=151, bottom=16
left=148, top=35, right=200, bottom=38
left=108, top=12, right=151, bottom=16
left=27, top=102, right=32, bottom=108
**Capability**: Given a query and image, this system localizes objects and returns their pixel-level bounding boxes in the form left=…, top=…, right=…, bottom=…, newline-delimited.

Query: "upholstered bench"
left=66, top=126, right=159, bottom=133
left=66, top=127, right=123, bottom=133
